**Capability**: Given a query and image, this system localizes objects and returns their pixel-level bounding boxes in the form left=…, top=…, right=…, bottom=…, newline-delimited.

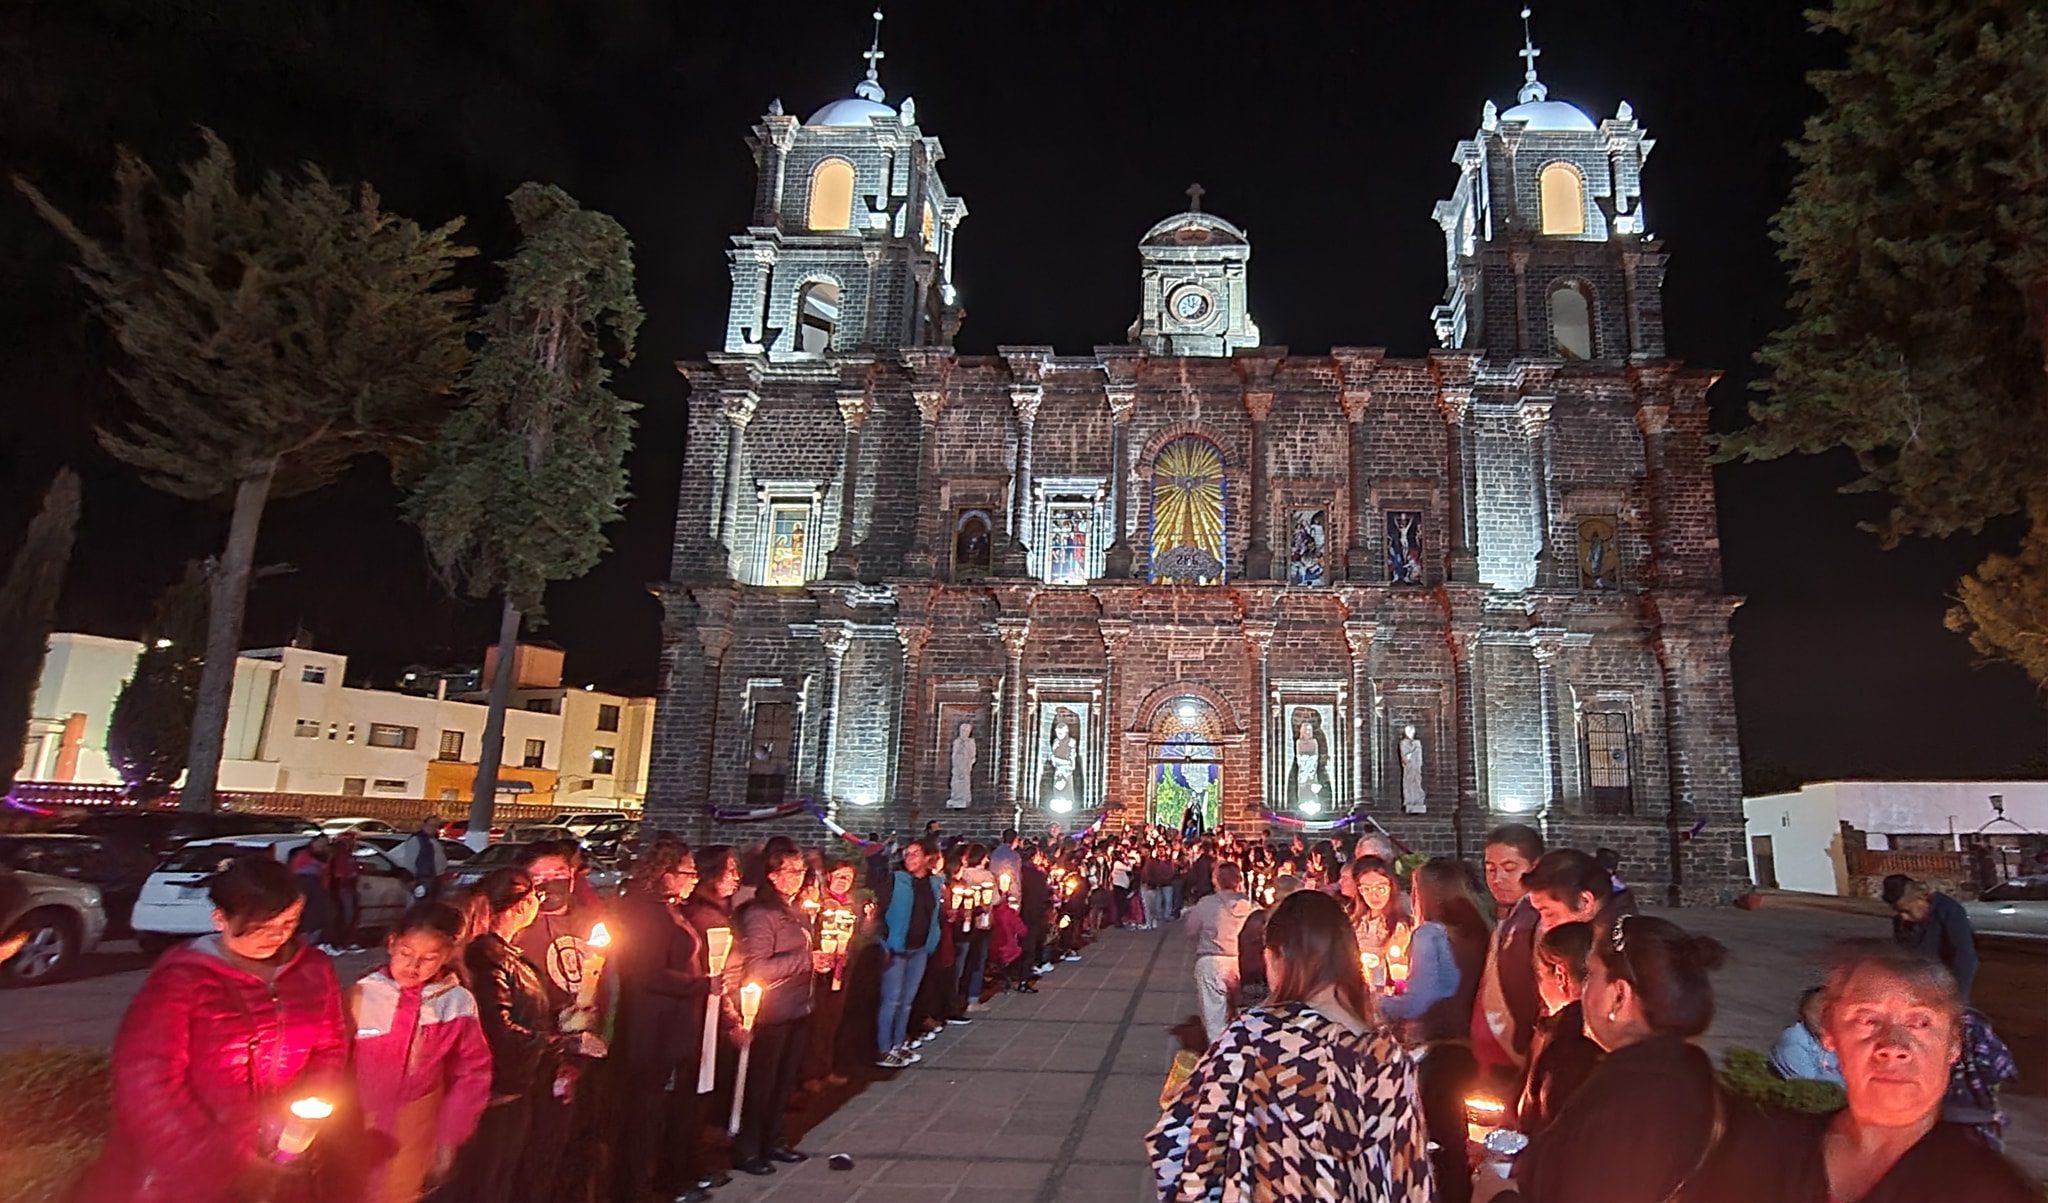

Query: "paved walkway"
left=714, top=924, right=1191, bottom=1203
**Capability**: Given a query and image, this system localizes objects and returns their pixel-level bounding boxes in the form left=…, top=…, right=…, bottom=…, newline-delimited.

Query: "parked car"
left=319, top=816, right=399, bottom=835
left=52, top=810, right=319, bottom=868
left=357, top=833, right=476, bottom=864
left=0, top=833, right=143, bottom=932
left=446, top=841, right=627, bottom=896
left=1964, top=876, right=2048, bottom=938
left=130, top=833, right=418, bottom=954
left=501, top=823, right=577, bottom=845
left=547, top=811, right=630, bottom=836
left=1, top=867, right=108, bottom=987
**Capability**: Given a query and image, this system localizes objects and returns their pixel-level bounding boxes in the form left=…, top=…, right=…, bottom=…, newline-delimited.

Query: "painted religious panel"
left=1577, top=516, right=1619, bottom=591
left=1282, top=704, right=1338, bottom=817
left=936, top=701, right=988, bottom=810
left=1386, top=509, right=1424, bottom=586
left=764, top=502, right=810, bottom=586
left=1288, top=508, right=1329, bottom=586
left=952, top=508, right=993, bottom=580
left=1047, top=502, right=1092, bottom=585
left=1035, top=702, right=1089, bottom=815
left=1150, top=436, right=1226, bottom=584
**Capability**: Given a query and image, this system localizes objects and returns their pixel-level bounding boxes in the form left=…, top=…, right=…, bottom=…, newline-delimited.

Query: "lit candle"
left=1361, top=951, right=1385, bottom=991
left=999, top=871, right=1013, bottom=899
left=275, top=1095, right=333, bottom=1160
left=1464, top=1093, right=1508, bottom=1146
left=739, top=980, right=764, bottom=1031
left=587, top=922, right=611, bottom=949
left=706, top=926, right=734, bottom=976
left=699, top=926, right=734, bottom=1093
left=729, top=981, right=766, bottom=1137
left=566, top=922, right=611, bottom=1033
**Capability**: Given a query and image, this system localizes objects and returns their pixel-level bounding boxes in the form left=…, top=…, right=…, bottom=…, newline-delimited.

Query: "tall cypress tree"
left=0, top=470, right=82, bottom=793
left=17, top=132, right=473, bottom=808
left=1719, top=1, right=2048, bottom=681
left=406, top=183, right=642, bottom=838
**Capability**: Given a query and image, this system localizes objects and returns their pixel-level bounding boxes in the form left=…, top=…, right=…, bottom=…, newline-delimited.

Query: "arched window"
left=1538, top=162, right=1585, bottom=236
left=1550, top=283, right=1593, bottom=360
left=796, top=280, right=839, bottom=354
left=806, top=158, right=855, bottom=231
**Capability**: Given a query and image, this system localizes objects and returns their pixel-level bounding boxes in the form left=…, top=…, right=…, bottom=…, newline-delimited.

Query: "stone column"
left=896, top=624, right=930, bottom=825
left=1532, top=633, right=1566, bottom=814
left=909, top=258, right=934, bottom=347
left=1243, top=620, right=1275, bottom=815
left=826, top=371, right=872, bottom=580
left=1098, top=619, right=1133, bottom=822
left=714, top=390, right=758, bottom=576
left=697, top=624, right=733, bottom=815
left=1243, top=389, right=1276, bottom=580
left=905, top=386, right=945, bottom=577
left=1441, top=388, right=1478, bottom=584
left=1102, top=387, right=1137, bottom=579
left=1650, top=603, right=1744, bottom=905
left=1008, top=386, right=1041, bottom=541
left=1447, top=625, right=1482, bottom=860
left=996, top=618, right=1031, bottom=813
left=816, top=624, right=851, bottom=816
left=1344, top=621, right=1374, bottom=806
left=764, top=117, right=797, bottom=225
left=1511, top=247, right=1532, bottom=353
left=1520, top=398, right=1556, bottom=590
left=1342, top=386, right=1373, bottom=579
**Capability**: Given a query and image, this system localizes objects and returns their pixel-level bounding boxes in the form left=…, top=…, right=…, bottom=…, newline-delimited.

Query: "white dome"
left=1500, top=99, right=1596, bottom=132
left=807, top=96, right=895, bottom=127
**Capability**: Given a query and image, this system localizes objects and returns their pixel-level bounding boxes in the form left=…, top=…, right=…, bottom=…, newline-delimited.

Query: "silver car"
left=1, top=868, right=109, bottom=987
left=1964, top=876, right=2048, bottom=939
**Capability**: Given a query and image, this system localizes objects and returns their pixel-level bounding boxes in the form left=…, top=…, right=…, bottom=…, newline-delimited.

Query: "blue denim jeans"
left=878, top=948, right=930, bottom=1054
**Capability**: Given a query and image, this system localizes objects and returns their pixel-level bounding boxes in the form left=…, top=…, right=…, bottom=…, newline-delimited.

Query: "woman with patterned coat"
left=1149, top=889, right=1434, bottom=1203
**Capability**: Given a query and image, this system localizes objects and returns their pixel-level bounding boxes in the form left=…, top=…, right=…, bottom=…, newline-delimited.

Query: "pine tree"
left=106, top=561, right=210, bottom=799
left=0, top=470, right=82, bottom=793
left=16, top=132, right=473, bottom=809
left=405, top=183, right=642, bottom=838
left=1718, top=1, right=2048, bottom=679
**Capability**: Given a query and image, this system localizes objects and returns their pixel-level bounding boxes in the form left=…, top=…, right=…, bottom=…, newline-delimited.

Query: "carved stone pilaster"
left=996, top=618, right=1031, bottom=812
left=826, top=364, right=874, bottom=580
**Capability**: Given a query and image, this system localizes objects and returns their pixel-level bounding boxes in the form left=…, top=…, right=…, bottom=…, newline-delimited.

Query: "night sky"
left=1, top=1, right=2040, bottom=783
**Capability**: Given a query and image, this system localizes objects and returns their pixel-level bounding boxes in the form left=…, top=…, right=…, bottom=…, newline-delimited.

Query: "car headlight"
left=84, top=886, right=103, bottom=907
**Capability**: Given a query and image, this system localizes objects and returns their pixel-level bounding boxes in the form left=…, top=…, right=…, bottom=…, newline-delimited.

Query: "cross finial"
left=855, top=7, right=887, bottom=102
left=1517, top=5, right=1548, bottom=104
left=1186, top=182, right=1205, bottom=212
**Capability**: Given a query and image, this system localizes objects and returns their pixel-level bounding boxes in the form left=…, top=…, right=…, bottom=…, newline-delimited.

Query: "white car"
left=320, top=816, right=399, bottom=835
left=547, top=812, right=630, bottom=837
left=130, top=834, right=419, bottom=953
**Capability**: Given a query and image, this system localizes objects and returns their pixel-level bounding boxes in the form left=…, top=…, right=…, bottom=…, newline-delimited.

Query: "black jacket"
left=727, top=892, right=813, bottom=1026
left=1516, top=1001, right=1602, bottom=1137
left=1685, top=1107, right=2034, bottom=1203
left=465, top=931, right=559, bottom=1095
left=613, top=890, right=711, bottom=1067
left=1514, top=1035, right=1719, bottom=1203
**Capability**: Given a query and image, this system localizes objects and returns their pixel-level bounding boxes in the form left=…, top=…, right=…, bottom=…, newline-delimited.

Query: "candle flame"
left=1465, top=1095, right=1506, bottom=1116
left=289, top=1096, right=334, bottom=1121
left=587, top=922, right=611, bottom=949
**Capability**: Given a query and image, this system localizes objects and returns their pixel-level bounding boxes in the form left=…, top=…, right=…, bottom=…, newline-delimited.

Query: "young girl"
left=347, top=902, right=492, bottom=1203
left=1516, top=920, right=1603, bottom=1137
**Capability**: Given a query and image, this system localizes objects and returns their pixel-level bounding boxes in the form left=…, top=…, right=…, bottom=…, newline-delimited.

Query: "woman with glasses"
left=1150, top=889, right=1434, bottom=1203
left=724, top=844, right=816, bottom=1175
left=1344, top=856, right=1409, bottom=957
left=1474, top=912, right=1726, bottom=1203
left=1688, top=943, right=2033, bottom=1203
left=611, top=837, right=714, bottom=1203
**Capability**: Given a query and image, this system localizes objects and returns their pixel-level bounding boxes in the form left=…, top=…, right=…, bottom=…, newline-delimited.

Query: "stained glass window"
left=1150, top=437, right=1226, bottom=584
left=764, top=502, right=810, bottom=586
left=1047, top=503, right=1092, bottom=585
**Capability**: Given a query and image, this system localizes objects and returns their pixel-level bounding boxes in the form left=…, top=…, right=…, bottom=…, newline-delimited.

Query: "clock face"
left=1171, top=286, right=1213, bottom=323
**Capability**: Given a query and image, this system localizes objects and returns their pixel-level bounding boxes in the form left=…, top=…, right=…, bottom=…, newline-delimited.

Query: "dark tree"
left=0, top=470, right=82, bottom=793
left=1719, top=0, right=2048, bottom=682
left=105, top=561, right=210, bottom=800
left=16, top=132, right=473, bottom=809
left=406, top=183, right=641, bottom=836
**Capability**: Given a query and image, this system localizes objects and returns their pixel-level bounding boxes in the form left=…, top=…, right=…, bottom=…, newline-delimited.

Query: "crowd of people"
left=60, top=813, right=2038, bottom=1203
left=1146, top=824, right=2036, bottom=1203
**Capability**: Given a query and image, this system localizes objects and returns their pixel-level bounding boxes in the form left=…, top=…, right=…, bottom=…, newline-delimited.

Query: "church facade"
left=648, top=25, right=1746, bottom=903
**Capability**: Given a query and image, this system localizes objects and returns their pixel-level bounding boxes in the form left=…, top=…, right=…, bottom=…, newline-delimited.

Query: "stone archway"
left=1146, top=696, right=1225, bottom=834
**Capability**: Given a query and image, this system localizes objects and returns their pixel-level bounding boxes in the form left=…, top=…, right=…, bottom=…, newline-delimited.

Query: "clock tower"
left=1129, top=184, right=1261, bottom=358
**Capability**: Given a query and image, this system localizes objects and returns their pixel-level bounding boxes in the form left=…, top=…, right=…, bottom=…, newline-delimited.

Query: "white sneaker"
left=1062, top=952, right=1082, bottom=962
left=897, top=1046, right=923, bottom=1065
left=876, top=1050, right=905, bottom=1069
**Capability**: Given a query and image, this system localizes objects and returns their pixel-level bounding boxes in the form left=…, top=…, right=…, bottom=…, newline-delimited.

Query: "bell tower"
left=1430, top=6, right=1663, bottom=361
left=722, top=8, right=967, bottom=360
left=1129, top=184, right=1261, bottom=358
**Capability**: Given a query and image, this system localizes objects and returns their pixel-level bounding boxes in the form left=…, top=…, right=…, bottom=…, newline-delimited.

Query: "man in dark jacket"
left=726, top=845, right=815, bottom=1174
left=1884, top=873, right=1980, bottom=1000
left=612, top=843, right=713, bottom=1203
left=1019, top=845, right=1053, bottom=981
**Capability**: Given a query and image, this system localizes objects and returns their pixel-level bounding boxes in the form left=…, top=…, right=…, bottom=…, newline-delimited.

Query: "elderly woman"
left=1691, top=943, right=2032, bottom=1203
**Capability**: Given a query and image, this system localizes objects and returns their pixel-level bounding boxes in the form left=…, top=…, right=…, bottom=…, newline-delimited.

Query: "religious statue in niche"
left=945, top=718, right=977, bottom=810
left=1399, top=723, right=1427, bottom=814
left=952, top=509, right=992, bottom=580
left=1284, top=706, right=1335, bottom=815
left=1386, top=510, right=1424, bottom=585
left=1288, top=508, right=1328, bottom=586
left=1037, top=703, right=1088, bottom=814
left=1048, top=504, right=1091, bottom=584
left=766, top=504, right=808, bottom=586
left=1578, top=515, right=1619, bottom=591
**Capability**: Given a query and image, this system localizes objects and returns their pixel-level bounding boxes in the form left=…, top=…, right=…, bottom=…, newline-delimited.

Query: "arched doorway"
left=1148, top=698, right=1223, bottom=833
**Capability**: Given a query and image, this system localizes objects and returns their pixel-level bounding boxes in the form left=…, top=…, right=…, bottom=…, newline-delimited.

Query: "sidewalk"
left=710, top=924, right=1191, bottom=1203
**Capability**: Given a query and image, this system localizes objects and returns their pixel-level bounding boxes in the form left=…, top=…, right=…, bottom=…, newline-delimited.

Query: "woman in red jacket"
left=79, top=855, right=349, bottom=1203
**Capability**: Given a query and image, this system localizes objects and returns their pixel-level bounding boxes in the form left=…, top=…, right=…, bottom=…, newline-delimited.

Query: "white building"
left=1744, top=780, right=2048, bottom=895
left=23, top=633, right=565, bottom=803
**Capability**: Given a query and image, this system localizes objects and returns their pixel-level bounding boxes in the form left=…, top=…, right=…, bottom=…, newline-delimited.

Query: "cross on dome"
left=1186, top=182, right=1205, bottom=213
left=856, top=7, right=886, bottom=102
left=1517, top=5, right=1548, bottom=104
